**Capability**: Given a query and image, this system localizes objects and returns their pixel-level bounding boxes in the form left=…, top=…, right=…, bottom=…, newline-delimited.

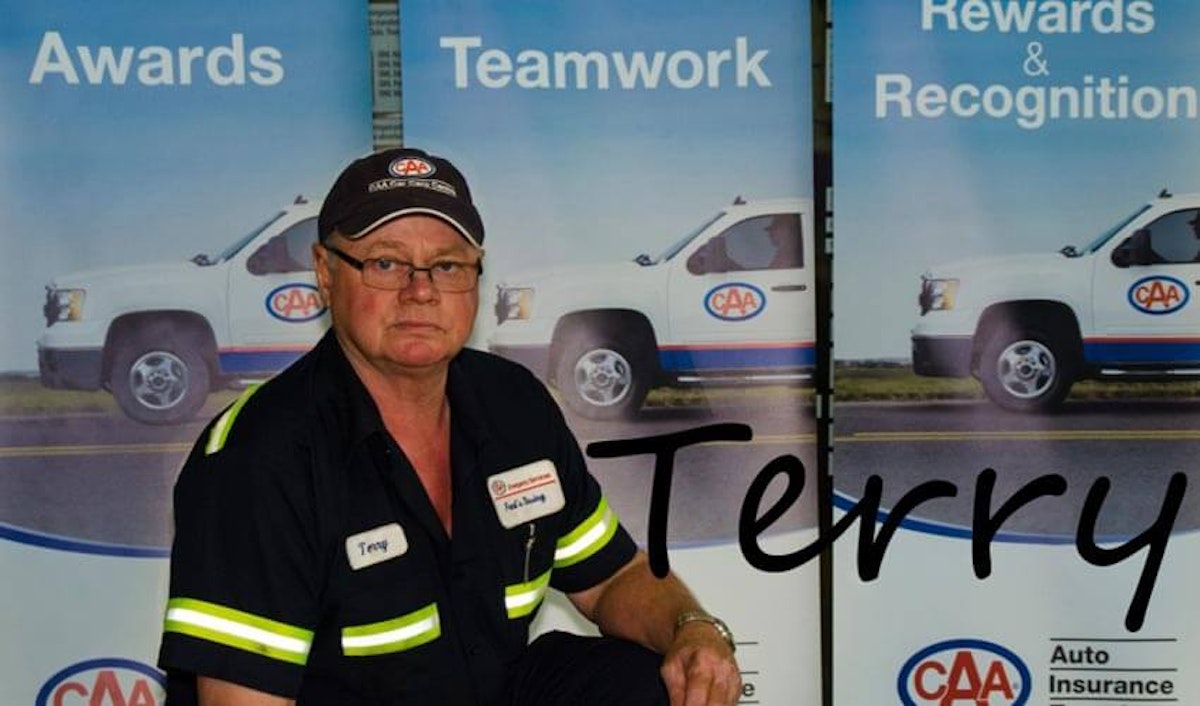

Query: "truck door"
left=225, top=216, right=329, bottom=378
left=1091, top=207, right=1200, bottom=367
left=664, top=211, right=815, bottom=377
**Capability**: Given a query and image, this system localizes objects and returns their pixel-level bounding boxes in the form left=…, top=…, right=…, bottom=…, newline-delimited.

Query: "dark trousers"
left=505, top=631, right=670, bottom=706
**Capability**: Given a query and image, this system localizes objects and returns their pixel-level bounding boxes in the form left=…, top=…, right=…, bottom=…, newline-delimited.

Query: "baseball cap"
left=317, top=147, right=485, bottom=247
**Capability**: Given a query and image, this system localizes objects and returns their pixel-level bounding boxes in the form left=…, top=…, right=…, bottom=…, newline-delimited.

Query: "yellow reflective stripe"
left=341, top=603, right=441, bottom=657
left=504, top=570, right=552, bottom=619
left=554, top=498, right=619, bottom=569
left=163, top=597, right=313, bottom=666
left=205, top=383, right=262, bottom=455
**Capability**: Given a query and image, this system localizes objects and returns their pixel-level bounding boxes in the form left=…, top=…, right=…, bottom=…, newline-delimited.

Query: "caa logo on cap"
left=389, top=157, right=436, bottom=179
left=705, top=283, right=766, bottom=321
left=1128, top=275, right=1189, bottom=315
left=266, top=283, right=326, bottom=322
left=37, top=658, right=166, bottom=706
left=898, top=639, right=1030, bottom=706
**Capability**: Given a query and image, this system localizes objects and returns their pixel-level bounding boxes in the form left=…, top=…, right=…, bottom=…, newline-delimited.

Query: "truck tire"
left=109, top=328, right=211, bottom=425
left=554, top=329, right=653, bottom=421
left=978, top=325, right=1073, bottom=413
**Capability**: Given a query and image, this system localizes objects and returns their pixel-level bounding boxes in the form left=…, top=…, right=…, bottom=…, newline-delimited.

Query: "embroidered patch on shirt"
left=345, top=523, right=409, bottom=570
left=487, top=459, right=566, bottom=529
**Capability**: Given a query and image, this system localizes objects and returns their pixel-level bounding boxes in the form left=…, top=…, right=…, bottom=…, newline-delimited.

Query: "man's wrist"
left=674, top=610, right=736, bottom=653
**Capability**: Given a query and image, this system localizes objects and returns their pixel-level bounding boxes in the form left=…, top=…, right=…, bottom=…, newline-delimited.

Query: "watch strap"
left=674, top=610, right=736, bottom=653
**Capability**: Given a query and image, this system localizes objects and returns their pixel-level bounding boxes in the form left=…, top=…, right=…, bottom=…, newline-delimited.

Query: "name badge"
left=487, top=459, right=566, bottom=529
left=345, top=523, right=408, bottom=571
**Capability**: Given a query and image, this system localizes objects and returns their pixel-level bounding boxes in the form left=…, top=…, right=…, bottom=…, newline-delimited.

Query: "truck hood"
left=496, top=259, right=657, bottom=288
left=923, top=251, right=1079, bottom=279
left=47, top=260, right=219, bottom=290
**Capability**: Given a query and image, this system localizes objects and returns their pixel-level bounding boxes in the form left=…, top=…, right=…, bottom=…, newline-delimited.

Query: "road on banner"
left=0, top=397, right=818, bottom=551
left=834, top=399, right=1200, bottom=537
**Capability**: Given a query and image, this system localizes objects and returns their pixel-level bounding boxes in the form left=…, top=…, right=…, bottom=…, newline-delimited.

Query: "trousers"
left=504, top=631, right=670, bottom=706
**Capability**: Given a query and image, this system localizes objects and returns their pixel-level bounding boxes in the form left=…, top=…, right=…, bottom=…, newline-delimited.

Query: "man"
left=158, top=147, right=741, bottom=705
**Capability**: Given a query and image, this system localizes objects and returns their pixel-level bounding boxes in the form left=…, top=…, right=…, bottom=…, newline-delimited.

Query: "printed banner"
left=401, top=1, right=821, bottom=703
left=833, top=2, right=1199, bottom=704
left=0, top=1, right=371, bottom=702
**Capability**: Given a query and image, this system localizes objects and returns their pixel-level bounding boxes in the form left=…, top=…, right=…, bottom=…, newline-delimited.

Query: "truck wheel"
left=978, top=326, right=1073, bottom=413
left=554, top=330, right=653, bottom=421
left=109, top=330, right=211, bottom=425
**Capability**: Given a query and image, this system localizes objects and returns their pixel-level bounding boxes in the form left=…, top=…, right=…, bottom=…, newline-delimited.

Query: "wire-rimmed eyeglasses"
left=323, top=244, right=482, bottom=292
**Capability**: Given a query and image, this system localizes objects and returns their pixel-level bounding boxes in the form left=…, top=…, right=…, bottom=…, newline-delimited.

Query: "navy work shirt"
left=158, top=331, right=637, bottom=705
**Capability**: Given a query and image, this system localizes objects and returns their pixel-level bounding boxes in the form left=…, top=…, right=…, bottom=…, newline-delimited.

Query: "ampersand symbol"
left=1024, top=41, right=1049, bottom=77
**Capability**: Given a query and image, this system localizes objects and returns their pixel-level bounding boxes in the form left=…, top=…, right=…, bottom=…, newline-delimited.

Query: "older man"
left=158, top=147, right=740, bottom=706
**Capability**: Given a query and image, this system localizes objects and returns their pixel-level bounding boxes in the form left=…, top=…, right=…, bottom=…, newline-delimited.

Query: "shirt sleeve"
left=157, top=389, right=326, bottom=698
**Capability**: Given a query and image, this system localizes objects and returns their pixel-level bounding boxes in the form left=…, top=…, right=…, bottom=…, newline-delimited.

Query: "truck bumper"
left=911, top=335, right=973, bottom=377
left=488, top=343, right=552, bottom=380
left=38, top=346, right=104, bottom=390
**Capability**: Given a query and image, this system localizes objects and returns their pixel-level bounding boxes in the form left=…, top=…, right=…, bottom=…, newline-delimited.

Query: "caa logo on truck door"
left=705, top=282, right=766, bottom=321
left=1128, top=275, right=1190, bottom=315
left=266, top=283, right=326, bottom=322
left=897, top=639, right=1030, bottom=706
left=37, top=658, right=165, bottom=706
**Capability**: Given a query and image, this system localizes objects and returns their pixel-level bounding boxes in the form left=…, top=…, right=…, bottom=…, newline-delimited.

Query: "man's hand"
left=660, top=621, right=742, bottom=706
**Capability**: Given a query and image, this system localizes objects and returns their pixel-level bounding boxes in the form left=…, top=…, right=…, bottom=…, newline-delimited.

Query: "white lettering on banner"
left=876, top=73, right=1199, bottom=130
left=28, top=31, right=285, bottom=86
left=439, top=35, right=770, bottom=90
left=921, top=0, right=1156, bottom=34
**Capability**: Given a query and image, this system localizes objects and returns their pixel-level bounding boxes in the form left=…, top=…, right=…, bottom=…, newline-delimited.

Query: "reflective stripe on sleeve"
left=205, top=383, right=263, bottom=455
left=504, top=570, right=552, bottom=619
left=553, top=497, right=620, bottom=569
left=163, top=597, right=313, bottom=666
left=341, top=603, right=441, bottom=657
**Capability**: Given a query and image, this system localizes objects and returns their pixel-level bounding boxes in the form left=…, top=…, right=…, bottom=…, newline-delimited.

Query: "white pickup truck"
left=487, top=197, right=816, bottom=419
left=912, top=190, right=1200, bottom=412
left=37, top=198, right=327, bottom=424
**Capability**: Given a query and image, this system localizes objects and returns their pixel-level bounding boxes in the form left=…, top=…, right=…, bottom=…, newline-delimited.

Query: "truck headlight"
left=918, top=278, right=958, bottom=315
left=495, top=287, right=534, bottom=324
left=44, top=287, right=86, bottom=325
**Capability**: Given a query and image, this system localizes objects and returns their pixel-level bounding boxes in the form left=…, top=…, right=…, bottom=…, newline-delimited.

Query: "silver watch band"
left=674, top=610, right=736, bottom=653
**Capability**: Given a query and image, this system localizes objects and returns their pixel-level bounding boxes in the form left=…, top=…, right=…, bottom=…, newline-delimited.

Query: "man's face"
left=314, top=215, right=481, bottom=376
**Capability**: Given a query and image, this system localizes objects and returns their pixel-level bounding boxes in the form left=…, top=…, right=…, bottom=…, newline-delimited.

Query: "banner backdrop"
left=0, top=1, right=371, bottom=702
left=833, top=3, right=1198, bottom=705
left=401, top=2, right=821, bottom=703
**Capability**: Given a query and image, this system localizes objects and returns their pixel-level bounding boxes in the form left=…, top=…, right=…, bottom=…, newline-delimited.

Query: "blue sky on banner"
left=0, top=0, right=370, bottom=371
left=400, top=0, right=812, bottom=279
left=834, top=1, right=1200, bottom=359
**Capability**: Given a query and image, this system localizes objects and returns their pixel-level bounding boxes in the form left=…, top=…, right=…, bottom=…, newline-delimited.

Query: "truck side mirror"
left=1111, top=229, right=1154, bottom=268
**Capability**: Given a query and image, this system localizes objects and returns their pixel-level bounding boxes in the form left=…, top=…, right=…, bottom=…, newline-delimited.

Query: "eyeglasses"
left=323, top=244, right=482, bottom=292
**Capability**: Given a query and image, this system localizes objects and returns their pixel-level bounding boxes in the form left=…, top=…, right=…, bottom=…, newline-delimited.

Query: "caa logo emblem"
left=898, top=639, right=1030, bottom=706
left=704, top=282, right=766, bottom=321
left=389, top=156, right=436, bottom=178
left=266, top=283, right=326, bottom=322
left=36, top=658, right=165, bottom=706
left=1128, top=275, right=1189, bottom=315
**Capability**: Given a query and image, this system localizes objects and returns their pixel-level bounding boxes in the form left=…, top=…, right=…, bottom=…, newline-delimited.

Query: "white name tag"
left=487, top=459, right=566, bottom=529
left=345, top=523, right=408, bottom=571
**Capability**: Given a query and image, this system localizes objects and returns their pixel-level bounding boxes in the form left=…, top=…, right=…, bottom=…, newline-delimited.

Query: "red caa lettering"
left=1135, top=282, right=1181, bottom=309
left=913, top=651, right=1014, bottom=705
left=53, top=670, right=159, bottom=706
left=389, top=157, right=435, bottom=177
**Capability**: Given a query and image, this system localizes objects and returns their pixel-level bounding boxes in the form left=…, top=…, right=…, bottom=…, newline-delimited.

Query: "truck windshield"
left=212, top=211, right=288, bottom=263
left=1082, top=204, right=1152, bottom=254
left=653, top=212, right=724, bottom=264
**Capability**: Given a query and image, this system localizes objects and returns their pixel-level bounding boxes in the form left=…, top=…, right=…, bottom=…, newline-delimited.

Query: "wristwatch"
left=674, top=611, right=736, bottom=653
